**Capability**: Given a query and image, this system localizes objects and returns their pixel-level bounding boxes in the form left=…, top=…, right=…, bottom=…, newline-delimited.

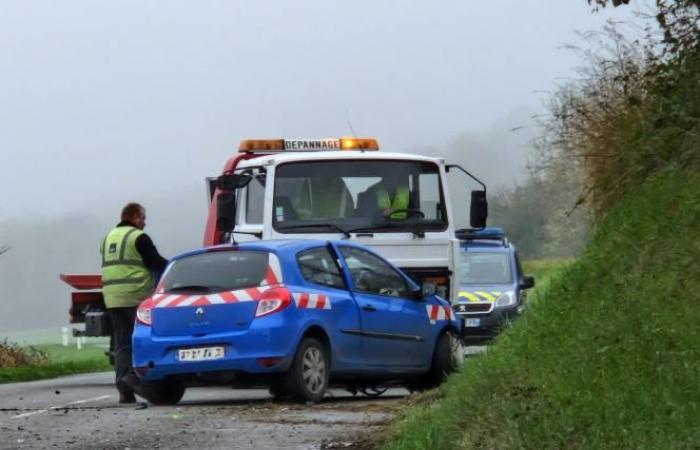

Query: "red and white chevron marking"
left=260, top=254, right=283, bottom=286
left=292, top=293, right=331, bottom=310
left=426, top=304, right=453, bottom=322
left=151, top=286, right=270, bottom=308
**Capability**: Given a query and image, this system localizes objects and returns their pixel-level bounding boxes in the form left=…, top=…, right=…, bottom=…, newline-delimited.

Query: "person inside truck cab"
left=293, top=175, right=355, bottom=220
left=356, top=172, right=410, bottom=219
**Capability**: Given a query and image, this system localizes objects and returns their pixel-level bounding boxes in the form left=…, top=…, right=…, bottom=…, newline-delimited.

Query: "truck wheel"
left=141, top=379, right=185, bottom=405
left=284, top=337, right=328, bottom=403
left=411, top=331, right=462, bottom=391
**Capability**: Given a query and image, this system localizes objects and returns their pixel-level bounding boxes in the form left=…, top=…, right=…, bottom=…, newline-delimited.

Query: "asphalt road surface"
left=0, top=372, right=405, bottom=450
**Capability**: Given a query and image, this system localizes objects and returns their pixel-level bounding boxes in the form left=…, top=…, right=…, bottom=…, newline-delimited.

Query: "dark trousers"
left=108, top=307, right=137, bottom=395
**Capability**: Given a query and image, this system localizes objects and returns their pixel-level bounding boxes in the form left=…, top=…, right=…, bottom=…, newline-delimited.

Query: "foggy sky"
left=0, top=1, right=638, bottom=332
left=0, top=1, right=637, bottom=218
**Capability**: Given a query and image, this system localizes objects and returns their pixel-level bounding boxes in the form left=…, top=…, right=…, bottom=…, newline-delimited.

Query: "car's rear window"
left=459, top=251, right=512, bottom=285
left=160, top=251, right=278, bottom=293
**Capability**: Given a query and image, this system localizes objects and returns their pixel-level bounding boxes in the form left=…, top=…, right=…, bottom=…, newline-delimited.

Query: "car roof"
left=171, top=239, right=368, bottom=261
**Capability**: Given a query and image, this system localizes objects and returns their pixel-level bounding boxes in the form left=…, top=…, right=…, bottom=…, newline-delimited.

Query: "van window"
left=459, top=252, right=512, bottom=284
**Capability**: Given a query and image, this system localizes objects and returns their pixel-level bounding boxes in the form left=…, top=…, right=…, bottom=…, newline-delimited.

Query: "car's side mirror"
left=520, top=275, right=535, bottom=290
left=413, top=281, right=437, bottom=299
left=470, top=190, right=488, bottom=229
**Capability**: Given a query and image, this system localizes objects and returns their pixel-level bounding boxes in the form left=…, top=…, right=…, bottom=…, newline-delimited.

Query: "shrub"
left=0, top=339, right=49, bottom=368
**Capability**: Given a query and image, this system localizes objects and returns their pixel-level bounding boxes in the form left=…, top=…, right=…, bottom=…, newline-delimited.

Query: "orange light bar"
left=239, top=139, right=286, bottom=152
left=339, top=137, right=379, bottom=150
left=238, top=138, right=379, bottom=153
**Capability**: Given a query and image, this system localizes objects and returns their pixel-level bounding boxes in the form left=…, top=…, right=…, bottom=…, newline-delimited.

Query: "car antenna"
left=345, top=108, right=358, bottom=138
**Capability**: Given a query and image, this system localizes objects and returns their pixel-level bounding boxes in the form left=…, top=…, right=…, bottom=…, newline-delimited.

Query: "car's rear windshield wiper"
left=277, top=223, right=351, bottom=239
left=166, top=285, right=214, bottom=293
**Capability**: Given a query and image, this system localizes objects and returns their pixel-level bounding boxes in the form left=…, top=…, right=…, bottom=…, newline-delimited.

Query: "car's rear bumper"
left=132, top=323, right=297, bottom=382
left=456, top=304, right=521, bottom=344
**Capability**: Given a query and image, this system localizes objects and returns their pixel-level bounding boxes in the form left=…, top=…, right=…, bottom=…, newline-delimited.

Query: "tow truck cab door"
left=332, top=243, right=430, bottom=369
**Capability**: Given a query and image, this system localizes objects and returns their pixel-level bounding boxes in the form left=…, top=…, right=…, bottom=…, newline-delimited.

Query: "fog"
left=0, top=1, right=635, bottom=333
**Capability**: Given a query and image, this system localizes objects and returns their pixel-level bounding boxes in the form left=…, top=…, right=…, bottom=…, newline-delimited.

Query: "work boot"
left=117, top=373, right=143, bottom=396
left=119, top=392, right=136, bottom=404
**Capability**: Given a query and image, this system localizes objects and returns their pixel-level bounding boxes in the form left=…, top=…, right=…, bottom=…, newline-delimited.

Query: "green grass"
left=383, top=169, right=700, bottom=450
left=0, top=343, right=111, bottom=383
left=522, top=259, right=571, bottom=284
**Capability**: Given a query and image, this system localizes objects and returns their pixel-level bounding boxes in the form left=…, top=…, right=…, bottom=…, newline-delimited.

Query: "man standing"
left=101, top=203, right=168, bottom=404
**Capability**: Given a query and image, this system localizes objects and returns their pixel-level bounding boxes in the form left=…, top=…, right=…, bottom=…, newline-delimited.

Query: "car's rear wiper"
left=277, top=223, right=351, bottom=239
left=167, top=285, right=213, bottom=293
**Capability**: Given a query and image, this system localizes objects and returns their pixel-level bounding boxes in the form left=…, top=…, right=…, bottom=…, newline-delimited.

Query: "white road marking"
left=12, top=394, right=112, bottom=419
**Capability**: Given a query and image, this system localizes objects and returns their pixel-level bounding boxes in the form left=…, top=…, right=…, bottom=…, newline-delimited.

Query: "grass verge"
left=0, top=343, right=111, bottom=383
left=382, top=169, right=700, bottom=449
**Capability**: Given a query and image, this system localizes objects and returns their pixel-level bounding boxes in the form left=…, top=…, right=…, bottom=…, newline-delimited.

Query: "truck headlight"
left=495, top=291, right=516, bottom=308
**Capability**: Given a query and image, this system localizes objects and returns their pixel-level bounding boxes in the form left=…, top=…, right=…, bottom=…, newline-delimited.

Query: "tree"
left=587, top=0, right=700, bottom=56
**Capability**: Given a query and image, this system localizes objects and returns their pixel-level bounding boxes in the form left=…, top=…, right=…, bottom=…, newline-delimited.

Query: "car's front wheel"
left=410, top=330, right=463, bottom=390
left=140, top=379, right=186, bottom=405
left=285, top=337, right=329, bottom=403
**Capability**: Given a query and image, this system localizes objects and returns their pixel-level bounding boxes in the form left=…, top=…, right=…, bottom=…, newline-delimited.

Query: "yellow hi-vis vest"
left=376, top=185, right=410, bottom=219
left=100, top=226, right=155, bottom=308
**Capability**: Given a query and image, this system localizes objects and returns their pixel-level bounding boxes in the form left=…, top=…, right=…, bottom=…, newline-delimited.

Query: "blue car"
left=454, top=228, right=535, bottom=344
left=132, top=240, right=461, bottom=404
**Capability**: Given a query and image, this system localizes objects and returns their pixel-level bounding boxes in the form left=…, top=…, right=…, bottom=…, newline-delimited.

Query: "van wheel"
left=285, top=337, right=329, bottom=403
left=411, top=331, right=462, bottom=391
left=141, top=379, right=185, bottom=405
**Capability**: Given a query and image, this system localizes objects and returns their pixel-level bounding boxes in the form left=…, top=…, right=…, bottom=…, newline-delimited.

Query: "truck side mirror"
left=216, top=173, right=252, bottom=191
left=470, top=190, right=488, bottom=228
left=520, top=275, right=535, bottom=289
left=216, top=192, right=237, bottom=232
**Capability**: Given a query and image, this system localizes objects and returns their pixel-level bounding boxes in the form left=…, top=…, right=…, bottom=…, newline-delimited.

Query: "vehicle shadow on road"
left=173, top=392, right=406, bottom=408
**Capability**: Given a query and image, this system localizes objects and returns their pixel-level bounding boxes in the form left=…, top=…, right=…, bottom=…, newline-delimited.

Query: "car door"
left=295, top=245, right=364, bottom=371
left=334, top=245, right=429, bottom=369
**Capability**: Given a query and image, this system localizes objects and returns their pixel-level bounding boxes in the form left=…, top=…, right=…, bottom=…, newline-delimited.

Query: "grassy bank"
left=522, top=259, right=572, bottom=288
left=0, top=343, right=111, bottom=383
left=383, top=169, right=700, bottom=449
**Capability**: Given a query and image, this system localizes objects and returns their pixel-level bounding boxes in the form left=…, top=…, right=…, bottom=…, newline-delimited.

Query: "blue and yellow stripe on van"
left=458, top=291, right=503, bottom=303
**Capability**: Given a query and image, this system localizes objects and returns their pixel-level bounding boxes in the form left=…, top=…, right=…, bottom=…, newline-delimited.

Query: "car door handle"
left=362, top=304, right=376, bottom=312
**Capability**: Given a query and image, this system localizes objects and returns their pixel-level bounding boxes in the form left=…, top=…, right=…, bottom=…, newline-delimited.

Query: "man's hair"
left=121, top=202, right=144, bottom=221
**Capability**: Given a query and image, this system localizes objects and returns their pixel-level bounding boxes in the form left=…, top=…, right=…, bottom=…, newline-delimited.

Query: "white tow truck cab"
left=204, top=137, right=488, bottom=304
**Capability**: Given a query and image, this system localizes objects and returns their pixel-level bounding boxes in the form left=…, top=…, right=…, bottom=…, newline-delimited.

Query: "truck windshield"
left=272, top=160, right=447, bottom=234
left=459, top=251, right=512, bottom=285
left=160, top=251, right=273, bottom=293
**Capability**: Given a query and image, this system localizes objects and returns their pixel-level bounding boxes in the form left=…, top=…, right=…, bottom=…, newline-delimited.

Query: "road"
left=0, top=372, right=404, bottom=450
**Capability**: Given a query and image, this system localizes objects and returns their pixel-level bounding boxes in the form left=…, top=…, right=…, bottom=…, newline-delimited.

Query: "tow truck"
left=61, top=137, right=488, bottom=342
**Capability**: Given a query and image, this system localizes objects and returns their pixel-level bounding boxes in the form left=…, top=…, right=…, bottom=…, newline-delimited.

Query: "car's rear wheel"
left=285, top=337, right=329, bottom=403
left=140, top=379, right=186, bottom=405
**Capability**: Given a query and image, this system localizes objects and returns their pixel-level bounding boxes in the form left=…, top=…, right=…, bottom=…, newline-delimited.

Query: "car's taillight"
left=136, top=297, right=154, bottom=325
left=254, top=287, right=291, bottom=318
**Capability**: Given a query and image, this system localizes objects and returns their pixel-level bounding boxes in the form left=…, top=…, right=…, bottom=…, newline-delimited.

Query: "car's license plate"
left=464, top=318, right=481, bottom=328
left=178, top=346, right=225, bottom=362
